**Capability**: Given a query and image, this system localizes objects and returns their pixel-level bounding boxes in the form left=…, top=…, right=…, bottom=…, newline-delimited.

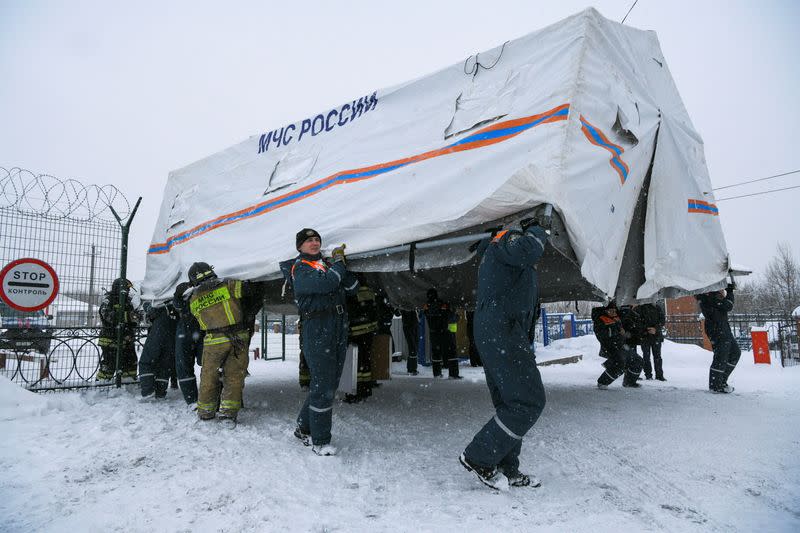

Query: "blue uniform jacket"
left=476, top=226, right=548, bottom=329
left=697, top=288, right=735, bottom=340
left=290, top=253, right=358, bottom=314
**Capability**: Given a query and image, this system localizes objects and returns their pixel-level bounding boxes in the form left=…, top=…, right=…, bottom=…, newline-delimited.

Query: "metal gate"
left=0, top=167, right=136, bottom=390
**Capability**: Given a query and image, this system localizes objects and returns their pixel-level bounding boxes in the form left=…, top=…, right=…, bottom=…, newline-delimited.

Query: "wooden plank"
left=537, top=354, right=583, bottom=366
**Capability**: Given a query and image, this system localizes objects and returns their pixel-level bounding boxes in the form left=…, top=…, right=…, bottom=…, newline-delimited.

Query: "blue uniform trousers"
left=709, top=334, right=741, bottom=390
left=465, top=312, right=546, bottom=473
left=175, top=316, right=203, bottom=404
left=139, top=311, right=177, bottom=397
left=296, top=313, right=349, bottom=445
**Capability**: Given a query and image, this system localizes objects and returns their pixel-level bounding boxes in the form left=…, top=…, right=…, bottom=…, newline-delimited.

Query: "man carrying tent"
left=97, top=278, right=140, bottom=381
left=695, top=283, right=740, bottom=393
left=138, top=298, right=178, bottom=399
left=290, top=228, right=358, bottom=456
left=638, top=302, right=666, bottom=381
left=423, top=288, right=461, bottom=379
left=460, top=216, right=549, bottom=491
left=345, top=276, right=379, bottom=403
left=400, top=309, right=420, bottom=375
left=187, top=262, right=257, bottom=426
left=592, top=302, right=643, bottom=389
left=173, top=281, right=202, bottom=407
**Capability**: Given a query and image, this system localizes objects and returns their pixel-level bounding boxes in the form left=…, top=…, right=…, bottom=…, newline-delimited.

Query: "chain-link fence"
left=0, top=167, right=136, bottom=390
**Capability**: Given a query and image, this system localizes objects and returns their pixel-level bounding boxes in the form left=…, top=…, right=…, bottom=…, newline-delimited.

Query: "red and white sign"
left=0, top=258, right=60, bottom=312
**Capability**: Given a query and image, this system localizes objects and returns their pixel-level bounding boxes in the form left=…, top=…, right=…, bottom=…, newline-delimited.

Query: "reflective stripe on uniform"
left=222, top=300, right=236, bottom=325
left=220, top=399, right=241, bottom=410
left=292, top=259, right=328, bottom=279
left=197, top=401, right=217, bottom=411
left=492, top=230, right=509, bottom=243
left=203, top=331, right=249, bottom=346
left=493, top=414, right=524, bottom=440
left=309, top=404, right=333, bottom=413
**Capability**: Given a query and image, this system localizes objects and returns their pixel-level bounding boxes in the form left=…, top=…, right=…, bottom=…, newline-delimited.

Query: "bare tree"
left=762, top=242, right=800, bottom=313
left=729, top=279, right=761, bottom=314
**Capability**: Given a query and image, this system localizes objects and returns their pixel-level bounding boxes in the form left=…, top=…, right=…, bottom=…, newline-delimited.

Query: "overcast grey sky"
left=1, top=0, right=798, bottom=283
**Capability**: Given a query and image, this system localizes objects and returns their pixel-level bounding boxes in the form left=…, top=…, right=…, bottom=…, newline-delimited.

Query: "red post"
left=751, top=328, right=771, bottom=364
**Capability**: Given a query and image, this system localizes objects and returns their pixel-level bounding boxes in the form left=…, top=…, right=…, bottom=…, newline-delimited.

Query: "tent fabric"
left=142, top=8, right=728, bottom=305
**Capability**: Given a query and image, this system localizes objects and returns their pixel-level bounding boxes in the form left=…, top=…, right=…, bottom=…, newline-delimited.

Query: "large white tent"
left=142, top=8, right=729, bottom=309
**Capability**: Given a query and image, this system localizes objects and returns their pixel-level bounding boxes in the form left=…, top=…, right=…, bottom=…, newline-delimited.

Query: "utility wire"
left=716, top=184, right=800, bottom=202
left=713, top=169, right=800, bottom=191
left=621, top=0, right=640, bottom=24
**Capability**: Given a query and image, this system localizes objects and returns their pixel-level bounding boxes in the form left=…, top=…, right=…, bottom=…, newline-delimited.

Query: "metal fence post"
left=260, top=304, right=267, bottom=361
left=542, top=308, right=550, bottom=346
left=109, top=197, right=141, bottom=388
left=281, top=314, right=286, bottom=361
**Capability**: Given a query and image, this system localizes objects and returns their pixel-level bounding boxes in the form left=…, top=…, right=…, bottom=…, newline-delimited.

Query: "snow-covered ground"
left=1, top=336, right=798, bottom=532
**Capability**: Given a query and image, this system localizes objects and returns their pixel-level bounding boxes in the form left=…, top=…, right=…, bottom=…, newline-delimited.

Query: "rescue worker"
left=638, top=302, right=666, bottom=381
left=289, top=228, right=358, bottom=456
left=173, top=281, right=203, bottom=406
left=460, top=217, right=549, bottom=490
left=593, top=302, right=643, bottom=389
left=97, top=278, right=140, bottom=380
left=696, top=283, right=740, bottom=393
left=138, top=299, right=178, bottom=399
left=187, top=262, right=257, bottom=425
left=423, top=289, right=461, bottom=379
left=345, top=279, right=379, bottom=403
left=400, top=309, right=419, bottom=375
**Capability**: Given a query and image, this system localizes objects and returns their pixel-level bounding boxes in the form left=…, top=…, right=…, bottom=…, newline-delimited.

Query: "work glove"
left=331, top=244, right=347, bottom=264
left=165, top=302, right=179, bottom=320
left=519, top=217, right=537, bottom=232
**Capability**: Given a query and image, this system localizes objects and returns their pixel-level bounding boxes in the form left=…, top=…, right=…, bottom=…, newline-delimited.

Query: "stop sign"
left=0, top=258, right=60, bottom=312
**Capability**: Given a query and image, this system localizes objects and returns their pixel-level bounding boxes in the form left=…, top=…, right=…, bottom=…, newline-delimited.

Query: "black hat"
left=188, top=262, right=217, bottom=286
left=111, top=278, right=132, bottom=293
left=296, top=228, right=321, bottom=250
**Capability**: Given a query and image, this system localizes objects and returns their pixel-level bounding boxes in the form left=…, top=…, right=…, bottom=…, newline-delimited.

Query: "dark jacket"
left=619, top=305, right=645, bottom=346
left=592, top=306, right=625, bottom=354
left=290, top=253, right=358, bottom=316
left=424, top=296, right=456, bottom=335
left=638, top=303, right=665, bottom=343
left=98, top=292, right=139, bottom=344
left=475, top=226, right=549, bottom=330
left=696, top=286, right=735, bottom=340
